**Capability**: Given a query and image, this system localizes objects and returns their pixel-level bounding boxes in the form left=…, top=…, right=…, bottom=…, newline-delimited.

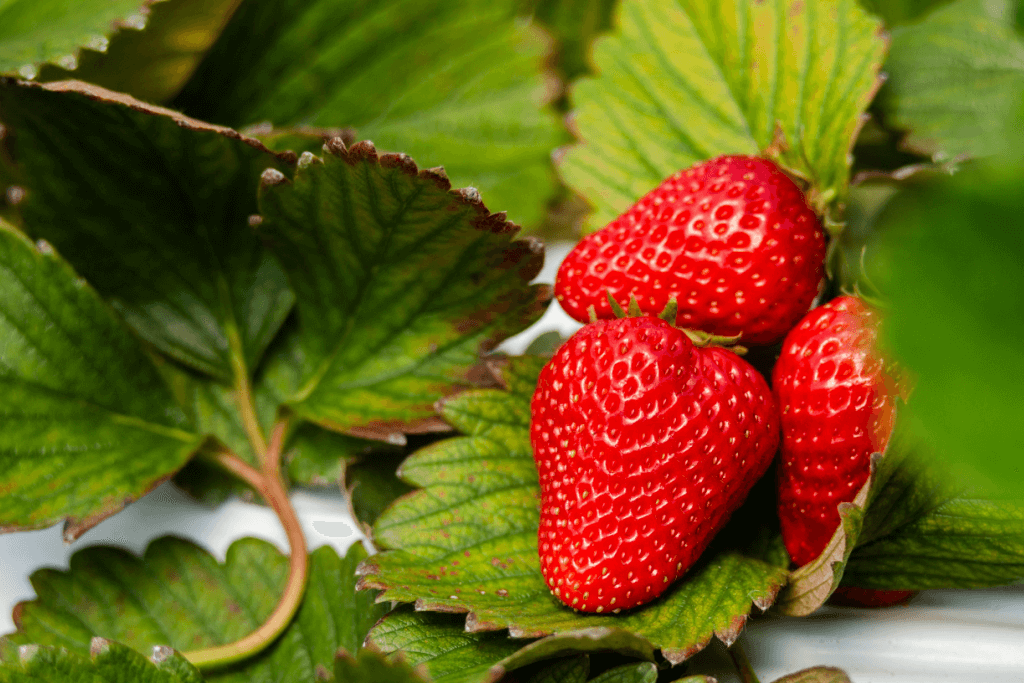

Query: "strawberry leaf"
left=882, top=0, right=1024, bottom=160
left=770, top=667, right=852, bottom=683
left=0, top=639, right=202, bottom=683
left=37, top=0, right=244, bottom=104
left=368, top=606, right=655, bottom=683
left=0, top=224, right=203, bottom=539
left=0, top=0, right=152, bottom=78
left=589, top=663, right=657, bottom=683
left=560, top=0, right=887, bottom=230
left=256, top=140, right=548, bottom=440
left=172, top=0, right=565, bottom=229
left=2, top=539, right=386, bottom=682
left=0, top=79, right=295, bottom=381
left=346, top=450, right=416, bottom=532
left=357, top=358, right=788, bottom=664
left=523, top=656, right=588, bottom=683
left=859, top=0, right=953, bottom=26
left=335, top=646, right=429, bottom=683
left=531, top=0, right=619, bottom=82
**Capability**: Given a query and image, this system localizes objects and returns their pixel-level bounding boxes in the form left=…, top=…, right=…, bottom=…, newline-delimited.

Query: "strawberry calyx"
left=591, top=292, right=748, bottom=355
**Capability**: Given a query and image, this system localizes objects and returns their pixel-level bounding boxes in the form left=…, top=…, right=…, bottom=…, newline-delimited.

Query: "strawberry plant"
left=1, top=0, right=1023, bottom=682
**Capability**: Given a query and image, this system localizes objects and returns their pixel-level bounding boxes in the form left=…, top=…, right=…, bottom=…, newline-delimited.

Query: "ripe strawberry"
left=829, top=587, right=915, bottom=608
left=555, top=155, right=826, bottom=345
left=773, top=296, right=898, bottom=567
left=530, top=315, right=779, bottom=613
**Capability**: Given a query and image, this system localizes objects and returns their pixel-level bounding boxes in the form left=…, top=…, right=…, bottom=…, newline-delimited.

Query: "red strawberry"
left=773, top=296, right=898, bottom=567
left=829, top=587, right=915, bottom=608
left=530, top=315, right=779, bottom=613
left=555, top=155, right=826, bottom=345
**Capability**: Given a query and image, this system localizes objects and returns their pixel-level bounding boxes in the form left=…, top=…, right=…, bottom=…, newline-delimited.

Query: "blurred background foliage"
left=1, top=0, right=1023, bottom=500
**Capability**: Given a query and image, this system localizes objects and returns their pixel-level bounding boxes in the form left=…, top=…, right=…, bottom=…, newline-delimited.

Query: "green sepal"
left=606, top=291, right=627, bottom=318
left=657, top=298, right=678, bottom=325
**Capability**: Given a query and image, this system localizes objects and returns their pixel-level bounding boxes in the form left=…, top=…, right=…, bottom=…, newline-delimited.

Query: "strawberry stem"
left=727, top=641, right=761, bottom=683
left=184, top=417, right=308, bottom=670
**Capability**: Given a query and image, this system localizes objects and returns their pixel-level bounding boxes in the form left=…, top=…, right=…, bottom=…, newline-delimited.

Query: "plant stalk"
left=728, top=641, right=762, bottom=683
left=184, top=423, right=307, bottom=669
left=227, top=322, right=268, bottom=459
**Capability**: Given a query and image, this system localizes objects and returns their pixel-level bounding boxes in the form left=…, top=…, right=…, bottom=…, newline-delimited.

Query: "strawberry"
left=555, top=155, right=826, bottom=345
left=773, top=296, right=898, bottom=567
left=530, top=315, right=779, bottom=613
left=829, top=587, right=916, bottom=608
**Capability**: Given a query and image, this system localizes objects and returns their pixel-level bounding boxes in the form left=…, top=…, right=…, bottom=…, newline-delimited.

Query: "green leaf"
left=560, top=0, right=887, bottom=230
left=335, top=646, right=428, bottom=683
left=0, top=639, right=203, bottom=683
left=770, top=667, right=852, bottom=683
left=172, top=0, right=565, bottom=229
left=368, top=606, right=655, bottom=683
left=0, top=224, right=202, bottom=538
left=873, top=162, right=1024, bottom=496
left=38, top=0, right=244, bottom=103
left=0, top=0, right=150, bottom=77
left=523, top=656, right=588, bottom=683
left=858, top=0, right=953, bottom=25
left=357, top=358, right=788, bottom=664
left=0, top=79, right=295, bottom=381
left=367, top=608, right=522, bottom=683
left=2, top=539, right=387, bottom=682
left=588, top=662, right=657, bottom=683
left=532, top=0, right=618, bottom=81
left=882, top=0, right=1024, bottom=160
left=347, top=450, right=416, bottom=531
left=257, top=140, right=548, bottom=438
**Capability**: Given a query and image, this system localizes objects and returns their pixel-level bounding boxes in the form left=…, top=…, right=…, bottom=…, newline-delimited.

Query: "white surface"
left=1, top=240, right=1022, bottom=681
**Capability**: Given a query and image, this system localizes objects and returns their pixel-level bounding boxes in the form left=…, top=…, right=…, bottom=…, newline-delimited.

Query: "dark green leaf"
left=335, top=646, right=428, bottom=683
left=2, top=539, right=387, bottom=683
left=38, top=0, right=244, bottom=103
left=0, top=80, right=295, bottom=381
left=770, top=667, right=852, bottom=683
left=173, top=0, right=564, bottom=229
left=523, top=656, right=588, bottom=683
left=883, top=0, right=1024, bottom=159
left=559, top=0, right=887, bottom=230
left=367, top=608, right=522, bottom=683
left=357, top=358, right=788, bottom=664
left=532, top=0, right=618, bottom=81
left=858, top=0, right=953, bottom=25
left=494, top=627, right=654, bottom=672
left=588, top=662, right=657, bottom=683
left=0, top=0, right=148, bottom=77
left=368, top=607, right=655, bottom=683
left=0, top=224, right=202, bottom=538
left=257, top=140, right=547, bottom=438
left=347, top=451, right=416, bottom=531
left=0, top=639, right=202, bottom=683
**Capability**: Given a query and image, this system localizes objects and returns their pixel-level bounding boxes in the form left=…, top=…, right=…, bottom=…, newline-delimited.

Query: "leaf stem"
left=230, top=352, right=266, bottom=458
left=185, top=436, right=308, bottom=669
left=728, top=641, right=761, bottom=683
left=228, top=329, right=268, bottom=459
